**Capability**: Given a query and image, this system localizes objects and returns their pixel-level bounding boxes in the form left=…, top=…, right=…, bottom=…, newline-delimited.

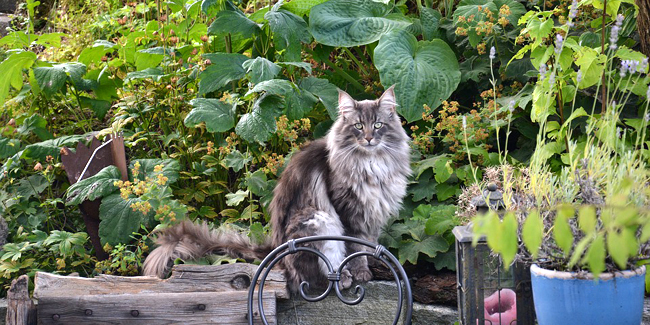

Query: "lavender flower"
left=609, top=14, right=625, bottom=50
left=645, top=113, right=650, bottom=122
left=489, top=46, right=496, bottom=60
left=555, top=34, right=564, bottom=55
left=641, top=58, right=649, bottom=72
left=539, top=63, right=548, bottom=80
left=576, top=69, right=583, bottom=84
left=629, top=60, right=639, bottom=73
left=647, top=85, right=650, bottom=100
left=508, top=100, right=516, bottom=113
left=568, top=0, right=578, bottom=20
left=620, top=60, right=629, bottom=77
left=462, top=115, right=467, bottom=129
left=548, top=71, right=556, bottom=86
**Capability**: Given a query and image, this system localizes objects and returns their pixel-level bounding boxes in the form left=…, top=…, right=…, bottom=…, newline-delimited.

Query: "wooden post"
left=637, top=0, right=650, bottom=58
left=6, top=275, right=36, bottom=325
left=110, top=133, right=128, bottom=181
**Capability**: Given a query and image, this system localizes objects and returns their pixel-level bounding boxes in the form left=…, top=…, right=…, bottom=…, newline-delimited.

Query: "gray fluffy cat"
left=143, top=86, right=411, bottom=292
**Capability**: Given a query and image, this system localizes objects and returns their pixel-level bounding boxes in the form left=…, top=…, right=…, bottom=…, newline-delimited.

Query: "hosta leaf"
left=265, top=4, right=311, bottom=61
left=522, top=210, right=543, bottom=258
left=66, top=166, right=121, bottom=206
left=199, top=53, right=248, bottom=94
left=420, top=7, right=442, bottom=40
left=282, top=0, right=327, bottom=16
left=130, top=159, right=180, bottom=184
left=235, top=94, right=284, bottom=144
left=309, top=0, right=411, bottom=47
left=374, top=29, right=460, bottom=122
left=23, top=135, right=85, bottom=160
left=185, top=98, right=236, bottom=132
left=99, top=194, right=154, bottom=245
left=243, top=57, right=281, bottom=84
left=208, top=2, right=260, bottom=38
left=0, top=51, right=37, bottom=105
left=298, top=77, right=339, bottom=119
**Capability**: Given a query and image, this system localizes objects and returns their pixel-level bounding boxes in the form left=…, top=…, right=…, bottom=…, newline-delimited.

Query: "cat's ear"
left=338, top=89, right=355, bottom=118
left=378, top=85, right=397, bottom=113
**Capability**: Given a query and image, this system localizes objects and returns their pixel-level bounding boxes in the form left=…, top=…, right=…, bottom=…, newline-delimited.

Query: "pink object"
left=480, top=288, right=517, bottom=325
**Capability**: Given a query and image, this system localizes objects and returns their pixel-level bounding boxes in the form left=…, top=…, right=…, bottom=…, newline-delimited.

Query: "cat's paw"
left=339, top=269, right=353, bottom=290
left=351, top=267, right=373, bottom=283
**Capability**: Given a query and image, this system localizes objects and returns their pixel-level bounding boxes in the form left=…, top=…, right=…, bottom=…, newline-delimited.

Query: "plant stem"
left=305, top=48, right=365, bottom=92
left=342, top=48, right=369, bottom=77
left=601, top=0, right=608, bottom=114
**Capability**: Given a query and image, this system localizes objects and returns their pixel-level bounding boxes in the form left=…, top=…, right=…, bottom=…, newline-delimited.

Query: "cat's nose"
left=365, top=135, right=373, bottom=143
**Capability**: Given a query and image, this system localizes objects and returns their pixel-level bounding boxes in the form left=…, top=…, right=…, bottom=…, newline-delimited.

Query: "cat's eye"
left=373, top=122, right=384, bottom=129
left=354, top=123, right=363, bottom=130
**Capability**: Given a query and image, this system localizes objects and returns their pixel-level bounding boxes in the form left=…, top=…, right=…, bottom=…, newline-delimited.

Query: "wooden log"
left=34, top=263, right=288, bottom=300
left=37, top=291, right=275, bottom=325
left=6, top=275, right=36, bottom=325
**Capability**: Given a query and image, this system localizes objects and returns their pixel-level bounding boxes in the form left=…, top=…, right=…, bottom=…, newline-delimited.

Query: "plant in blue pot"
left=468, top=1, right=650, bottom=324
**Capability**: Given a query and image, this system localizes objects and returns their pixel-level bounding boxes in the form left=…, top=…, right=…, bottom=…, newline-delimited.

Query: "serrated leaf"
left=435, top=183, right=458, bottom=201
left=99, top=194, right=154, bottom=245
left=131, top=159, right=180, bottom=184
left=374, top=29, right=460, bottom=122
left=298, top=77, right=339, bottom=119
left=226, top=189, right=249, bottom=206
left=398, top=235, right=449, bottom=265
left=32, top=66, right=67, bottom=98
left=224, top=150, right=252, bottom=172
left=199, top=53, right=248, bottom=94
left=208, top=2, right=260, bottom=38
left=12, top=174, right=49, bottom=199
left=265, top=7, right=310, bottom=61
left=522, top=209, right=543, bottom=258
left=235, top=94, right=283, bottom=144
left=247, top=79, right=294, bottom=97
left=587, top=234, right=605, bottom=277
left=433, top=157, right=453, bottom=183
left=66, top=166, right=121, bottom=206
left=0, top=51, right=37, bottom=105
left=245, top=170, right=268, bottom=196
left=285, top=88, right=319, bottom=120
left=243, top=57, right=281, bottom=84
left=79, top=97, right=111, bottom=120
left=575, top=47, right=606, bottom=89
left=185, top=98, right=236, bottom=132
left=553, top=208, right=574, bottom=256
left=17, top=114, right=52, bottom=140
left=78, top=40, right=116, bottom=65
left=125, top=68, right=165, bottom=82
left=425, top=213, right=456, bottom=235
left=309, top=0, right=411, bottom=47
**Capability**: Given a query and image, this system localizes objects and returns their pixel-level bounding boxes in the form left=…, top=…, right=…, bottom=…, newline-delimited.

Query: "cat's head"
left=332, top=86, right=407, bottom=153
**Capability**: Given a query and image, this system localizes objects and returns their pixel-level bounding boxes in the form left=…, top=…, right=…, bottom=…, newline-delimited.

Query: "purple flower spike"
left=555, top=34, right=564, bottom=55
left=548, top=71, right=556, bottom=86
left=576, top=69, right=583, bottom=84
left=620, top=60, right=629, bottom=77
left=568, top=0, right=578, bottom=20
left=610, top=14, right=625, bottom=50
left=630, top=60, right=639, bottom=73
left=539, top=63, right=548, bottom=80
left=489, top=46, right=496, bottom=60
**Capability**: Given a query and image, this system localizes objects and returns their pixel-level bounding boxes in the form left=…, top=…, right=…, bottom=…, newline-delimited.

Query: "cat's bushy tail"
left=142, top=220, right=273, bottom=278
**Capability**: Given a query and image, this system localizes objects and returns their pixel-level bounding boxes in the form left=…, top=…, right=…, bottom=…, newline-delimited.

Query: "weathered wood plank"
left=37, top=291, right=275, bottom=325
left=6, top=275, right=36, bottom=325
left=34, top=263, right=288, bottom=299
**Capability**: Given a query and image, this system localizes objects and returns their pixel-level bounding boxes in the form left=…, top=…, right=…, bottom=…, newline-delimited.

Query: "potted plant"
left=464, top=2, right=650, bottom=324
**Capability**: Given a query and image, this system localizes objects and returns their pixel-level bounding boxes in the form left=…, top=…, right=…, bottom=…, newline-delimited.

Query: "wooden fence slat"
left=37, top=291, right=276, bottom=325
left=34, top=263, right=288, bottom=299
left=6, top=275, right=36, bottom=325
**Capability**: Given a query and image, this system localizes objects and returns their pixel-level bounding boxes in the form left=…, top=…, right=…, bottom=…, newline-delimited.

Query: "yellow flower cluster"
left=276, top=115, right=312, bottom=144
left=218, top=132, right=240, bottom=156
left=113, top=164, right=168, bottom=215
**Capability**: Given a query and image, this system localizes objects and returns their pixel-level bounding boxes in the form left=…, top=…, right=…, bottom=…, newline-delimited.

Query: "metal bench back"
left=247, top=235, right=413, bottom=325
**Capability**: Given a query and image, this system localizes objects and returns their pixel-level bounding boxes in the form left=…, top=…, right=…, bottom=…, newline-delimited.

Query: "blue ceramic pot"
left=530, top=264, right=646, bottom=325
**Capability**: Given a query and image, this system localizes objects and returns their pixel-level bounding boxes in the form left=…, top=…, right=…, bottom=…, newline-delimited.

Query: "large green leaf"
left=374, top=30, right=460, bottom=122
left=208, top=2, right=260, bottom=38
left=235, top=94, right=283, bottom=144
left=282, top=0, right=327, bottom=16
left=0, top=137, right=21, bottom=159
left=12, top=174, right=49, bottom=199
left=398, top=234, right=449, bottom=264
left=99, top=194, right=154, bottom=245
left=309, top=0, right=411, bottom=47
left=22, top=135, right=85, bottom=161
left=78, top=40, right=116, bottom=66
left=66, top=166, right=121, bottom=206
left=0, top=51, right=37, bottom=105
left=79, top=97, right=111, bottom=120
left=575, top=47, right=606, bottom=89
left=17, top=115, right=52, bottom=140
left=185, top=98, right=236, bottom=132
left=32, top=66, right=67, bottom=97
left=265, top=3, right=311, bottom=61
left=299, top=77, right=339, bottom=120
left=199, top=53, right=248, bottom=94
left=420, top=7, right=442, bottom=41
left=285, top=88, right=319, bottom=120
left=124, top=68, right=166, bottom=82
left=242, top=57, right=281, bottom=84
left=493, top=0, right=526, bottom=25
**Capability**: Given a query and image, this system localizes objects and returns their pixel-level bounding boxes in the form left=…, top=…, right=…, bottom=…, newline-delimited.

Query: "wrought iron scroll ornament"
left=247, top=235, right=413, bottom=325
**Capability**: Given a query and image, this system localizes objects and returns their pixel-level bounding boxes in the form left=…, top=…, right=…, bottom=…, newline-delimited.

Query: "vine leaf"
left=185, top=98, right=236, bottom=133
